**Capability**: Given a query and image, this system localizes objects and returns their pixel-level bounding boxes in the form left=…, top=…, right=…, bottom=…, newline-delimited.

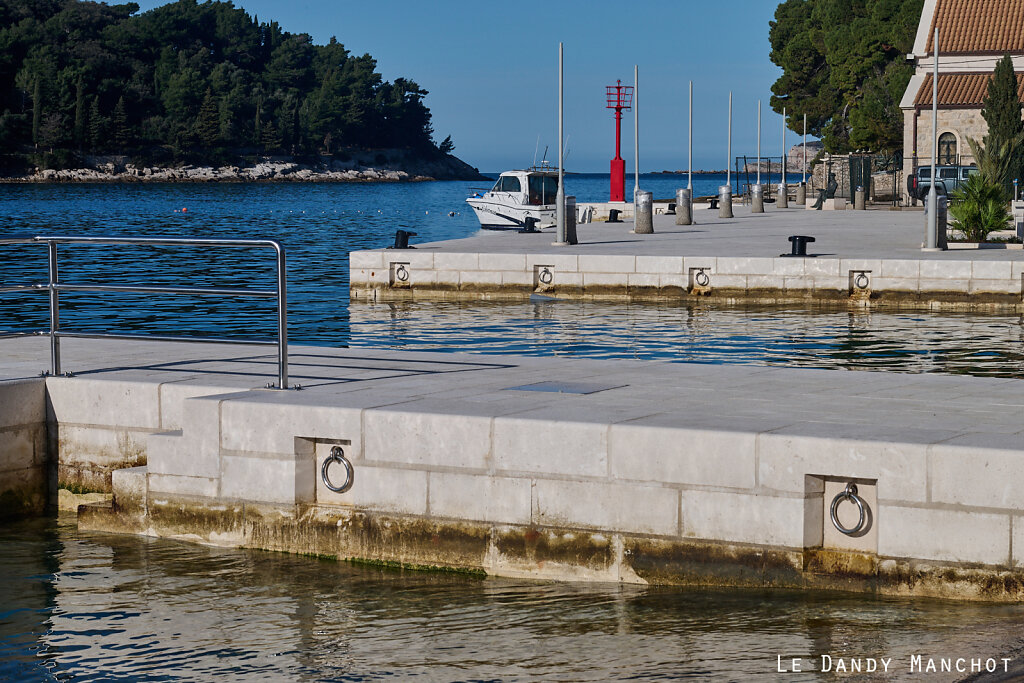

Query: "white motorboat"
left=466, top=168, right=560, bottom=230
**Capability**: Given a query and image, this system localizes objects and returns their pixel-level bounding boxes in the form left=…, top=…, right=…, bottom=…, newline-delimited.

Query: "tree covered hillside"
left=0, top=0, right=447, bottom=169
left=769, top=0, right=923, bottom=154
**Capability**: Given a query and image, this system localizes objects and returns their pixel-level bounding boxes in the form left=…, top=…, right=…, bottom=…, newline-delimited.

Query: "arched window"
left=938, top=133, right=958, bottom=165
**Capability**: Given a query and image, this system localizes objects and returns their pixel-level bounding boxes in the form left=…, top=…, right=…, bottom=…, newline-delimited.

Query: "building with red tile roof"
left=900, top=0, right=1024, bottom=200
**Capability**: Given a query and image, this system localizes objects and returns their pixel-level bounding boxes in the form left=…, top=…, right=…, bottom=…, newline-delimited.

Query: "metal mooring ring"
left=830, top=482, right=866, bottom=536
left=395, top=264, right=410, bottom=282
left=538, top=267, right=553, bottom=285
left=854, top=272, right=869, bottom=290
left=322, top=446, right=354, bottom=493
left=695, top=270, right=710, bottom=287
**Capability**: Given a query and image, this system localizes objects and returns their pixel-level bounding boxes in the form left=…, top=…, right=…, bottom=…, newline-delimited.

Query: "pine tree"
left=88, top=97, right=104, bottom=152
left=74, top=78, right=86, bottom=150
left=112, top=97, right=128, bottom=151
left=194, top=88, right=220, bottom=148
left=981, top=54, right=1024, bottom=192
left=261, top=120, right=282, bottom=153
left=31, top=79, right=41, bottom=150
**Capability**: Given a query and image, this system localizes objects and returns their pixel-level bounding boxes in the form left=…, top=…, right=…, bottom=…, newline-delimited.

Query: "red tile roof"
left=913, top=72, right=1024, bottom=105
left=926, top=0, right=1024, bottom=54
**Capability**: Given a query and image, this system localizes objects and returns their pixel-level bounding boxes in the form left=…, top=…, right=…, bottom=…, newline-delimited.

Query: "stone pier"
left=4, top=335, right=1024, bottom=600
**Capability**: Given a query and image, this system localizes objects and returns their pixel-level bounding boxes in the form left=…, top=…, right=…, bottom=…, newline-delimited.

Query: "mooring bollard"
left=634, top=190, right=653, bottom=234
left=676, top=188, right=692, bottom=225
left=751, top=184, right=764, bottom=213
left=565, top=195, right=578, bottom=244
left=855, top=185, right=866, bottom=210
left=923, top=193, right=948, bottom=250
left=778, top=182, right=788, bottom=208
left=796, top=182, right=806, bottom=205
left=718, top=185, right=733, bottom=218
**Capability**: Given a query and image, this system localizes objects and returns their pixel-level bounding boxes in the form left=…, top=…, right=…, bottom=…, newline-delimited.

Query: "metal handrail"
left=0, top=235, right=289, bottom=389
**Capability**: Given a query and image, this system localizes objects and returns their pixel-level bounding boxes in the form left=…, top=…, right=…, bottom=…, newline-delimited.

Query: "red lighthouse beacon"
left=606, top=79, right=633, bottom=202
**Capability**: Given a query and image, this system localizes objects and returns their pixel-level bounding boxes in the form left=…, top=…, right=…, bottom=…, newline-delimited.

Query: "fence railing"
left=0, top=235, right=289, bottom=389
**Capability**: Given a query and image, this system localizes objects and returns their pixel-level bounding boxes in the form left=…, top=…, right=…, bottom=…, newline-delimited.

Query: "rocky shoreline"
left=10, top=162, right=427, bottom=183
left=1, top=151, right=487, bottom=184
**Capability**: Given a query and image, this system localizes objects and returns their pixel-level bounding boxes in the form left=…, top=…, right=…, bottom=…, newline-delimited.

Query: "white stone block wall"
left=84, top=379, right=1024, bottom=572
left=0, top=379, right=48, bottom=513
left=351, top=250, right=1024, bottom=300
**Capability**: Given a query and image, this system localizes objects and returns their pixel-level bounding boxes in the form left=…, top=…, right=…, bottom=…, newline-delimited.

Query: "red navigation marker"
left=606, top=80, right=633, bottom=203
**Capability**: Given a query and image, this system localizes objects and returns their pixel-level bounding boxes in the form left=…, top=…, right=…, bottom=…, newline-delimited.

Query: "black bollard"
left=388, top=229, right=417, bottom=249
left=781, top=235, right=815, bottom=257
left=607, top=209, right=622, bottom=223
left=518, top=217, right=540, bottom=233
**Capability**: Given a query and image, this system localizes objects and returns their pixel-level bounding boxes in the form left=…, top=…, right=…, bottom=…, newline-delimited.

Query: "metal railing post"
left=1, top=235, right=289, bottom=387
left=47, top=240, right=61, bottom=376
left=275, top=244, right=288, bottom=390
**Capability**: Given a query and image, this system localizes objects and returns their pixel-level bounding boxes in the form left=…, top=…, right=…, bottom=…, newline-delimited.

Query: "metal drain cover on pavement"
left=503, top=381, right=627, bottom=395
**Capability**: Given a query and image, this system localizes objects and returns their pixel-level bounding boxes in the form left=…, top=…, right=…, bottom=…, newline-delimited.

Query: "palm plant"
left=948, top=173, right=1012, bottom=241
left=967, top=134, right=1024, bottom=189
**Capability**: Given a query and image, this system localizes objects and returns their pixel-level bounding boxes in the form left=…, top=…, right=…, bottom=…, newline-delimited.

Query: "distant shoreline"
left=0, top=159, right=487, bottom=184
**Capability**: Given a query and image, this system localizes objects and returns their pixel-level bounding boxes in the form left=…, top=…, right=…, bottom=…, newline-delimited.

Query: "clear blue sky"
left=131, top=0, right=802, bottom=172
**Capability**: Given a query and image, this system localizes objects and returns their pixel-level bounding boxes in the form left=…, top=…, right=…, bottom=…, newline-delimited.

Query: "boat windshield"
left=492, top=176, right=522, bottom=192
left=528, top=175, right=559, bottom=205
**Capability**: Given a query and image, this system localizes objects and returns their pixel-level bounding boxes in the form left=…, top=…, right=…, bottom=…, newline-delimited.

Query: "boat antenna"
left=533, top=135, right=540, bottom=168
left=563, top=135, right=571, bottom=164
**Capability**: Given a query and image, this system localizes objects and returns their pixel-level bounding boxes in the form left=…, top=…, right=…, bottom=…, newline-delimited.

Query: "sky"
left=130, top=0, right=802, bottom=173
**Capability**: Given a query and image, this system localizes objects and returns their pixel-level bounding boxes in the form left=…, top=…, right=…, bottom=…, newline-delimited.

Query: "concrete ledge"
left=10, top=338, right=1024, bottom=600
left=77, top=498, right=1024, bottom=601
left=351, top=250, right=1024, bottom=310
left=0, top=379, right=48, bottom=518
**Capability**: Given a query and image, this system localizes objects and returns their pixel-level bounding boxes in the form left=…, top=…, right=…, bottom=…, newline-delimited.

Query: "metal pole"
left=47, top=241, right=60, bottom=376
left=275, top=244, right=288, bottom=389
left=757, top=100, right=761, bottom=186
left=926, top=27, right=939, bottom=250
left=633, top=64, right=639, bottom=199
left=727, top=92, right=732, bottom=190
left=556, top=42, right=566, bottom=245
left=782, top=106, right=786, bottom=180
left=803, top=113, right=807, bottom=184
left=688, top=80, right=692, bottom=190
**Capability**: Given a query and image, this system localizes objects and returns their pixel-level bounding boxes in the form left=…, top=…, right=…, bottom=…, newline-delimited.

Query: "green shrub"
left=948, top=174, right=1012, bottom=241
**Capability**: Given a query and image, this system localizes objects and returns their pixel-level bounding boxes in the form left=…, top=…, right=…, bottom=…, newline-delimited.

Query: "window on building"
left=938, top=133, right=957, bottom=165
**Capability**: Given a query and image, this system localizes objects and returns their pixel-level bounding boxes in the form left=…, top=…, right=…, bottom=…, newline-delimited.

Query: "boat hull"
left=466, top=198, right=556, bottom=231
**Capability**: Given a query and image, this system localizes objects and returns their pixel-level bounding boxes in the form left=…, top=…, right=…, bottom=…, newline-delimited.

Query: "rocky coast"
left=2, top=151, right=487, bottom=184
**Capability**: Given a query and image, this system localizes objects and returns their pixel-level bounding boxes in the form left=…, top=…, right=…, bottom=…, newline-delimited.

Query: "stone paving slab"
left=351, top=206, right=1024, bottom=305
left=10, top=335, right=1024, bottom=594
left=414, top=205, right=1024, bottom=261
left=3, top=335, right=1022, bottom=441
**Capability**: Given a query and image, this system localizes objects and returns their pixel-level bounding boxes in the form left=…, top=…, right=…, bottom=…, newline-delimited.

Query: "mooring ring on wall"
left=694, top=270, right=710, bottom=287
left=322, top=446, right=354, bottom=493
left=830, top=482, right=866, bottom=536
left=538, top=267, right=553, bottom=285
left=854, top=272, right=869, bottom=290
left=395, top=264, right=410, bottom=282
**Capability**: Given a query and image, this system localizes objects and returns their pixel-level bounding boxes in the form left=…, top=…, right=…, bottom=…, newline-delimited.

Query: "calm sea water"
left=2, top=515, right=1024, bottom=682
left=3, top=181, right=1024, bottom=680
left=1, top=177, right=1022, bottom=378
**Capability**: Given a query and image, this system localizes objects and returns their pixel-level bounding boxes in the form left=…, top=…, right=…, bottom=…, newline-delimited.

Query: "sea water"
left=2, top=180, right=1024, bottom=679
left=0, top=178, right=1021, bottom=378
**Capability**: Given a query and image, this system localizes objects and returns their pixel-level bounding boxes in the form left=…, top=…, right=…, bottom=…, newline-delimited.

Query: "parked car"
left=907, top=165, right=978, bottom=200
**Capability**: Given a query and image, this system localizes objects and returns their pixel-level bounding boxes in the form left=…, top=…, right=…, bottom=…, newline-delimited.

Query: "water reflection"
left=1, top=517, right=1022, bottom=681
left=350, top=300, right=1024, bottom=378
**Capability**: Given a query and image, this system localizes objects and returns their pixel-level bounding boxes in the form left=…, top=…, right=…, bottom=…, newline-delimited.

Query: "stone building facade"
left=900, top=0, right=1024, bottom=202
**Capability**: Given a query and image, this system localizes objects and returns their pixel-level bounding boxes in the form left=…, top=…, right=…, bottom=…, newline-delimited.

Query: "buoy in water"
left=182, top=207, right=187, bottom=212
left=448, top=211, right=455, bottom=217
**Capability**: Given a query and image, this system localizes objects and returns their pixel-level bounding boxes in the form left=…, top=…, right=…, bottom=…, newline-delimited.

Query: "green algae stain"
left=345, top=556, right=487, bottom=578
